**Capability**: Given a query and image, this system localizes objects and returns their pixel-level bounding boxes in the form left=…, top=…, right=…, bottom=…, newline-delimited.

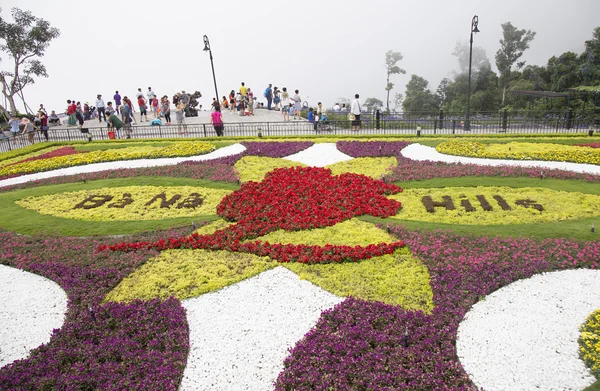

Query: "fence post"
left=502, top=109, right=508, bottom=130
left=566, top=108, right=573, bottom=130
left=439, top=110, right=444, bottom=129
left=434, top=119, right=438, bottom=131
left=376, top=110, right=380, bottom=130
left=452, top=120, right=456, bottom=134
left=203, top=124, right=207, bottom=137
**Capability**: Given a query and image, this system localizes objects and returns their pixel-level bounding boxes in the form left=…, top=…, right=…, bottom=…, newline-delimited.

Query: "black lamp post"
left=203, top=35, right=220, bottom=109
left=465, top=15, right=480, bottom=131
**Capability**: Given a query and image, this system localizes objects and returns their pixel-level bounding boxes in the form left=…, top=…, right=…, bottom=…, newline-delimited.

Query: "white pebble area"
left=283, top=143, right=353, bottom=167
left=457, top=269, right=600, bottom=391
left=0, top=264, right=67, bottom=368
left=180, top=266, right=344, bottom=391
left=402, top=143, right=600, bottom=175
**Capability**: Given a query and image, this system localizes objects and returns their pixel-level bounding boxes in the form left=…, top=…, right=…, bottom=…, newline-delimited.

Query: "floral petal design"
left=180, top=266, right=343, bottom=391
left=457, top=269, right=600, bottom=390
left=0, top=265, right=67, bottom=368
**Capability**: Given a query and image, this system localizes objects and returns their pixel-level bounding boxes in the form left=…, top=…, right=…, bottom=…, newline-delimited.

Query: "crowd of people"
left=4, top=83, right=364, bottom=145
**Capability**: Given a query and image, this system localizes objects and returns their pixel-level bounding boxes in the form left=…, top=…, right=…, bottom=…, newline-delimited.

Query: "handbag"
left=348, top=113, right=356, bottom=121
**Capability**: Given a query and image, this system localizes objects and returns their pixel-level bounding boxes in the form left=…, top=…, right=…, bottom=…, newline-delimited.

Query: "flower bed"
left=437, top=140, right=600, bottom=165
left=274, top=226, right=600, bottom=389
left=388, top=186, right=600, bottom=225
left=0, top=142, right=216, bottom=179
left=105, top=249, right=275, bottom=302
left=102, top=166, right=405, bottom=264
left=17, top=186, right=232, bottom=221
left=3, top=139, right=600, bottom=389
left=575, top=143, right=600, bottom=149
left=0, top=229, right=189, bottom=390
left=4, top=147, right=86, bottom=167
left=580, top=308, right=600, bottom=379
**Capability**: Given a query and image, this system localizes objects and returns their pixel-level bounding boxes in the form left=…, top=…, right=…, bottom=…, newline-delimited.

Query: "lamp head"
left=472, top=15, right=480, bottom=33
left=203, top=35, right=210, bottom=51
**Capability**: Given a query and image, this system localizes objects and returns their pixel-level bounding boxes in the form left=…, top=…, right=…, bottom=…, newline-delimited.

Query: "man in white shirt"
left=333, top=103, right=340, bottom=112
left=95, top=94, right=106, bottom=122
left=147, top=87, right=156, bottom=112
left=350, top=94, right=362, bottom=131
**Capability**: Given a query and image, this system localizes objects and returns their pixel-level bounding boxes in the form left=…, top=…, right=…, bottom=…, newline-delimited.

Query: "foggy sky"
left=1, top=0, right=599, bottom=114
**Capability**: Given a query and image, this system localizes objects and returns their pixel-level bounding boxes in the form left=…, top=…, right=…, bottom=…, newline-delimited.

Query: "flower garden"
left=0, top=136, right=599, bottom=390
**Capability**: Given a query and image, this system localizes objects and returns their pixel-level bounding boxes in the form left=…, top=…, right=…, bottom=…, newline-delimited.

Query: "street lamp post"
left=203, top=35, right=220, bottom=109
left=465, top=15, right=480, bottom=131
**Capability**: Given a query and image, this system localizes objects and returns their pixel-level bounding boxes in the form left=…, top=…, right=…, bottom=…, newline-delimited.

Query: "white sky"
left=2, top=0, right=599, bottom=114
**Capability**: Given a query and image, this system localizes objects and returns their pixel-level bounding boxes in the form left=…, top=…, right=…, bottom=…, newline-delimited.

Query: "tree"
left=547, top=52, right=581, bottom=91
left=0, top=7, right=60, bottom=115
left=384, top=50, right=406, bottom=113
left=495, top=22, right=536, bottom=105
left=436, top=78, right=450, bottom=109
left=364, top=97, right=384, bottom=111
left=393, top=92, right=403, bottom=112
left=402, top=75, right=438, bottom=113
left=452, top=41, right=490, bottom=74
left=579, top=26, right=600, bottom=85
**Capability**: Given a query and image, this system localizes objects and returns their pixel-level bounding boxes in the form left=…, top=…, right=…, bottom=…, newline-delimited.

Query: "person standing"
left=38, top=110, right=49, bottom=141
left=67, top=100, right=77, bottom=126
left=39, top=104, right=47, bottom=115
left=273, top=87, right=281, bottom=111
left=239, top=82, right=247, bottom=97
left=76, top=101, right=85, bottom=127
left=106, top=102, right=116, bottom=117
left=8, top=116, right=20, bottom=147
left=147, top=87, right=156, bottom=116
left=264, top=84, right=273, bottom=110
left=114, top=91, right=122, bottom=113
left=281, top=87, right=290, bottom=121
left=350, top=93, right=362, bottom=131
left=228, top=90, right=235, bottom=113
left=175, top=100, right=187, bottom=134
left=161, top=96, right=171, bottom=125
left=291, top=90, right=301, bottom=120
left=21, top=118, right=36, bottom=145
left=211, top=106, right=224, bottom=136
left=151, top=96, right=159, bottom=118
left=96, top=94, right=106, bottom=122
left=120, top=103, right=133, bottom=137
left=136, top=88, right=144, bottom=100
left=180, top=90, right=190, bottom=117
left=123, top=96, right=137, bottom=124
left=138, top=95, right=148, bottom=122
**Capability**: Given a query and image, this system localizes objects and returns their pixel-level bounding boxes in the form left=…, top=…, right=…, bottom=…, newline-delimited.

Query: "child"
left=175, top=101, right=187, bottom=134
left=211, top=106, right=224, bottom=137
left=307, top=108, right=317, bottom=131
left=152, top=97, right=159, bottom=118
left=138, top=95, right=148, bottom=122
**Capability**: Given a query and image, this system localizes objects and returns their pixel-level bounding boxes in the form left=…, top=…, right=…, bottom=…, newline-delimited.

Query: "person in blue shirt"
left=307, top=108, right=317, bottom=131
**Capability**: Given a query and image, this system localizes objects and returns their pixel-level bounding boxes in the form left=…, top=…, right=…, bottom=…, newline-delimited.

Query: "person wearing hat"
left=95, top=94, right=106, bottom=122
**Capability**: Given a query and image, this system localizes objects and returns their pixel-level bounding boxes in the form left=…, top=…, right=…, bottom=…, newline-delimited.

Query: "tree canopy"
left=0, top=7, right=60, bottom=116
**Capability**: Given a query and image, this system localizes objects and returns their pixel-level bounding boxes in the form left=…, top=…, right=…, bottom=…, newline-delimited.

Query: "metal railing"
left=1, top=110, right=598, bottom=154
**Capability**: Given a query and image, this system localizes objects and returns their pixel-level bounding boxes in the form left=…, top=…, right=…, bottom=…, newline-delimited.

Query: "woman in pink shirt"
left=210, top=106, right=224, bottom=137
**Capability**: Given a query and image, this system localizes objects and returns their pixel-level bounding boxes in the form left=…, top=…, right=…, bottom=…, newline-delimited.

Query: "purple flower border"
left=0, top=229, right=190, bottom=390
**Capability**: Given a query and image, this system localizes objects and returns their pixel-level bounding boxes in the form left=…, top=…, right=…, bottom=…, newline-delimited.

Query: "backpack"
left=264, top=88, right=270, bottom=98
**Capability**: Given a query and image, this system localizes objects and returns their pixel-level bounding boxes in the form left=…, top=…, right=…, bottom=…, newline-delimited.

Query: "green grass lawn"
left=585, top=380, right=600, bottom=391
left=359, top=176, right=600, bottom=241
left=0, top=176, right=239, bottom=236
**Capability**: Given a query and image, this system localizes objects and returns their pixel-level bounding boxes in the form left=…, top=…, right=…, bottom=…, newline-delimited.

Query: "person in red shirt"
left=67, top=100, right=77, bottom=126
left=138, top=96, right=148, bottom=122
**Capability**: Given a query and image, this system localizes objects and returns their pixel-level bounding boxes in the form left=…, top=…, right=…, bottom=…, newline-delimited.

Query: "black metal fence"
left=1, top=109, right=598, bottom=154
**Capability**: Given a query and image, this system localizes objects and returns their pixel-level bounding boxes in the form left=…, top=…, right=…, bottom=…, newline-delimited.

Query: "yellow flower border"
left=436, top=140, right=600, bottom=165
left=580, top=308, right=600, bottom=379
left=0, top=142, right=215, bottom=177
